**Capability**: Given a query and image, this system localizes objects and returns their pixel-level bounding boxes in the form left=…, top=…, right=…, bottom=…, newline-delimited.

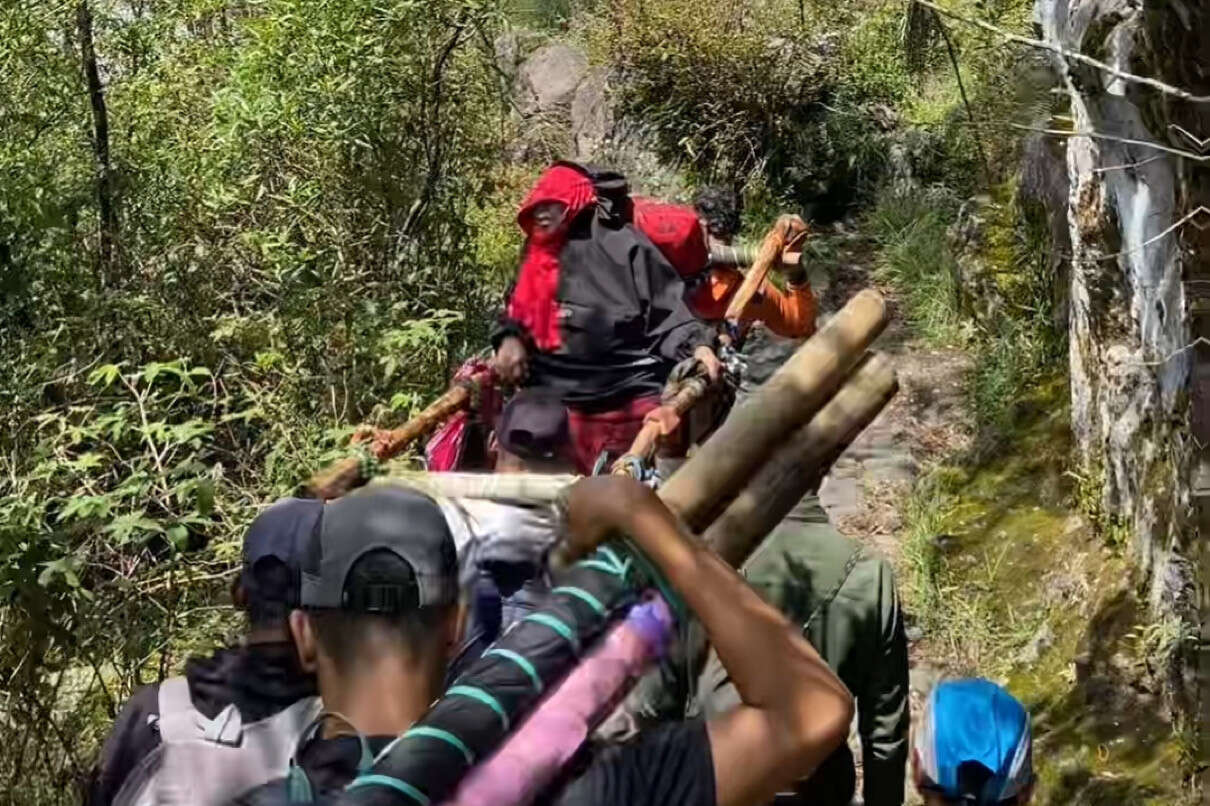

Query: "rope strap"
left=484, top=648, right=543, bottom=694
left=346, top=774, right=430, bottom=805
left=446, top=685, right=510, bottom=730
left=402, top=726, right=475, bottom=766
left=355, top=444, right=380, bottom=481
left=522, top=613, right=580, bottom=654
left=551, top=585, right=607, bottom=616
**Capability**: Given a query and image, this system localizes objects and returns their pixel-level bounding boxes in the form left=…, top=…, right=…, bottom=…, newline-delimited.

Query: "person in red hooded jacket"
left=491, top=162, right=720, bottom=475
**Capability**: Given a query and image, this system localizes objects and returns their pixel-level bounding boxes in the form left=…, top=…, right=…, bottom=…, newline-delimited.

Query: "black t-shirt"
left=236, top=719, right=714, bottom=806
left=85, top=642, right=316, bottom=806
left=544, top=720, right=715, bottom=806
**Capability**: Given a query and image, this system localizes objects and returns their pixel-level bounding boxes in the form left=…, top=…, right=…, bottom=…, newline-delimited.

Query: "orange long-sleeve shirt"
left=688, top=266, right=817, bottom=338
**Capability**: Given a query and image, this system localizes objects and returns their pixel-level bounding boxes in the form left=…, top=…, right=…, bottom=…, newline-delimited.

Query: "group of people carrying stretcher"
left=485, top=162, right=815, bottom=476
left=85, top=162, right=1036, bottom=806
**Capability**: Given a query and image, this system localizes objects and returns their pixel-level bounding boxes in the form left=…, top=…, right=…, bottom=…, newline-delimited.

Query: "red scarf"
left=506, top=165, right=597, bottom=351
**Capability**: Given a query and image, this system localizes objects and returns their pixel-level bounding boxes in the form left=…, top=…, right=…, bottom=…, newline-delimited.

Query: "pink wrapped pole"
left=444, top=596, right=675, bottom=806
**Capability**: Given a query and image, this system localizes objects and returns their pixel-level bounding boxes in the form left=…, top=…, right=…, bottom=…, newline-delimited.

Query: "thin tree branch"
left=929, top=7, right=992, bottom=188
left=76, top=0, right=119, bottom=277
left=400, top=11, right=477, bottom=237
left=914, top=0, right=1210, bottom=104
left=1006, top=123, right=1210, bottom=163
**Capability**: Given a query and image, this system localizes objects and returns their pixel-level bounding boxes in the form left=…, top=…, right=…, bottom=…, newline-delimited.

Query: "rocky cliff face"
left=1034, top=0, right=1210, bottom=712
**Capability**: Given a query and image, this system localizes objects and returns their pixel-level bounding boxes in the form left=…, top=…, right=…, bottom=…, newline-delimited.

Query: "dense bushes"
left=1, top=0, right=511, bottom=798
left=590, top=0, right=907, bottom=217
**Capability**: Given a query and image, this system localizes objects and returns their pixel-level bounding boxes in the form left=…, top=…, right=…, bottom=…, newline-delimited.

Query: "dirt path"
left=802, top=228, right=1194, bottom=805
left=797, top=231, right=974, bottom=802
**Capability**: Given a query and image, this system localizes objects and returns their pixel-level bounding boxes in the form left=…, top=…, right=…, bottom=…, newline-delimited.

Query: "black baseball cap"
left=240, top=497, right=323, bottom=610
left=497, top=387, right=568, bottom=461
left=300, top=483, right=458, bottom=613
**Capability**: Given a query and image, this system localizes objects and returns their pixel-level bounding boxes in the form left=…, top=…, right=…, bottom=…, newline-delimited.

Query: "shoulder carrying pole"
left=304, top=371, right=490, bottom=500
left=659, top=288, right=889, bottom=530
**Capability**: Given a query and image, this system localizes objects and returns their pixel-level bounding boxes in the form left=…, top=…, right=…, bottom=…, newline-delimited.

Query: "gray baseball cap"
left=300, top=483, right=458, bottom=612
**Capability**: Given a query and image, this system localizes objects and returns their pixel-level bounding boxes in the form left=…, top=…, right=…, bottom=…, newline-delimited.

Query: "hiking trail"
left=799, top=225, right=1195, bottom=805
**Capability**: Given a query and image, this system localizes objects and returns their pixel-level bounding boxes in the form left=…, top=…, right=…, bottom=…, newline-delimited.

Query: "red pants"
left=566, top=395, right=660, bottom=475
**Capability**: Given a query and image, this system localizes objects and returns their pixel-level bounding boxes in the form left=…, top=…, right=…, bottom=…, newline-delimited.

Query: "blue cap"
left=916, top=679, right=1033, bottom=804
left=241, top=497, right=323, bottom=609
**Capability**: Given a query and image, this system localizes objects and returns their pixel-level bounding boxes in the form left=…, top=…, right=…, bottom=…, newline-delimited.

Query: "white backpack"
left=114, top=677, right=321, bottom=806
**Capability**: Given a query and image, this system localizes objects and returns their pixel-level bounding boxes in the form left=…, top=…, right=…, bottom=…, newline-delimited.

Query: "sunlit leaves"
left=0, top=1, right=512, bottom=795
left=57, top=495, right=114, bottom=524
left=103, top=512, right=165, bottom=545
left=378, top=309, right=464, bottom=383
left=88, top=363, right=124, bottom=388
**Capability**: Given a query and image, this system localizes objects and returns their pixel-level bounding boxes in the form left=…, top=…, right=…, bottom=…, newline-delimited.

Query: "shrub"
left=0, top=0, right=509, bottom=798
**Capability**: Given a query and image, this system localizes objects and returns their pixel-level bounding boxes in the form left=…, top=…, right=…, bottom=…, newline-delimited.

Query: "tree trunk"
left=76, top=0, right=118, bottom=278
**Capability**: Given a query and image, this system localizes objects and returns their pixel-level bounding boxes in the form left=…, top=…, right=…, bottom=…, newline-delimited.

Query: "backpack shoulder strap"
left=111, top=742, right=167, bottom=806
left=802, top=547, right=864, bottom=632
left=156, top=676, right=248, bottom=746
left=156, top=677, right=200, bottom=743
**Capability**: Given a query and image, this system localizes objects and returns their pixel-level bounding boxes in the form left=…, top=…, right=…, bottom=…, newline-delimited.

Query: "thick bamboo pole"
left=374, top=471, right=577, bottom=503
left=708, top=243, right=802, bottom=270
left=659, top=288, right=889, bottom=530
left=702, top=351, right=898, bottom=566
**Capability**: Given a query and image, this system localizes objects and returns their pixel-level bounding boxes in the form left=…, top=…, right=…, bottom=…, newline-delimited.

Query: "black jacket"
left=495, top=213, right=716, bottom=409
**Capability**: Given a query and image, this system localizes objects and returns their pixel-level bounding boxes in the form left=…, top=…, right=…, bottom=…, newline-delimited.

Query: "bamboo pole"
left=708, top=244, right=802, bottom=269
left=721, top=214, right=808, bottom=331
left=305, top=374, right=487, bottom=500
left=702, top=351, right=898, bottom=566
left=659, top=288, right=889, bottom=530
left=372, top=472, right=578, bottom=503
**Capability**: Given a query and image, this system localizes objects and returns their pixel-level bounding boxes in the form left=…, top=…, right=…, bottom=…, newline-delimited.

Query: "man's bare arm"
left=564, top=477, right=854, bottom=806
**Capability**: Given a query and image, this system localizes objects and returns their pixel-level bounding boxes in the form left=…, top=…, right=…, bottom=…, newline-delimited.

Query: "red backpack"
left=631, top=197, right=709, bottom=278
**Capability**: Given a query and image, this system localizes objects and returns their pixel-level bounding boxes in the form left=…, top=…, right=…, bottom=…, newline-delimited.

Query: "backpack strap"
left=156, top=676, right=247, bottom=746
left=203, top=704, right=245, bottom=745
left=156, top=677, right=199, bottom=744
left=802, top=547, right=864, bottom=633
left=286, top=712, right=376, bottom=804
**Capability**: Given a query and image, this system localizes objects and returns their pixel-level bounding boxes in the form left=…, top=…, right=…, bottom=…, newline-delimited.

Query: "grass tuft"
left=867, top=187, right=969, bottom=347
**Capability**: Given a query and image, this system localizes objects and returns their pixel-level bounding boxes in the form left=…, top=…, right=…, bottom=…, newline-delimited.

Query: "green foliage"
left=507, top=0, right=575, bottom=28
left=868, top=186, right=968, bottom=345
left=868, top=171, right=1063, bottom=441
left=836, top=5, right=912, bottom=102
left=1, top=0, right=512, bottom=798
left=592, top=0, right=899, bottom=212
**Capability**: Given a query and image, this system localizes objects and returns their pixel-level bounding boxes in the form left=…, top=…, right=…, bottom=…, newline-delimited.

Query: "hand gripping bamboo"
left=658, top=288, right=889, bottom=530
left=721, top=214, right=809, bottom=331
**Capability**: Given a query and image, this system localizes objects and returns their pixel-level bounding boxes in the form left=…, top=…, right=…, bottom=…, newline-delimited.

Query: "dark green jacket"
left=695, top=496, right=909, bottom=806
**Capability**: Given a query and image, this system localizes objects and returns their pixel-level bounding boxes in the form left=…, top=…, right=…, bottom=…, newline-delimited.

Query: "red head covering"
left=506, top=165, right=597, bottom=351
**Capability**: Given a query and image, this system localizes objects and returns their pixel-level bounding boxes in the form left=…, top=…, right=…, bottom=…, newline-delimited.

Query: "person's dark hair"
left=241, top=557, right=298, bottom=630
left=693, top=186, right=742, bottom=242
left=922, top=761, right=1024, bottom=806
left=309, top=549, right=453, bottom=672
